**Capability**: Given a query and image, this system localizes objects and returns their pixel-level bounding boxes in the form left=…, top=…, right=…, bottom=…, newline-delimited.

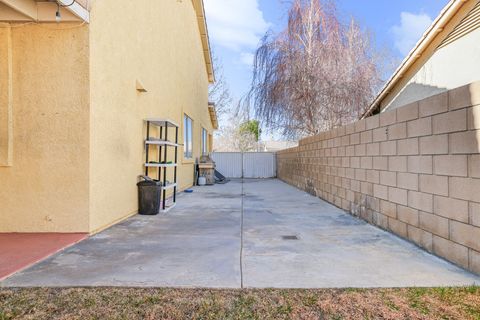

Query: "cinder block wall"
left=277, top=82, right=480, bottom=274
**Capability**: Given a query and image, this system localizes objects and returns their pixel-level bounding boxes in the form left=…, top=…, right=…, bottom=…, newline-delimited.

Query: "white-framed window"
left=183, top=114, right=193, bottom=159
left=201, top=128, right=208, bottom=155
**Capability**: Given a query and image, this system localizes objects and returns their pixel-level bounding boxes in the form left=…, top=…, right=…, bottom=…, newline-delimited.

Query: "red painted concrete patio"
left=0, top=233, right=87, bottom=281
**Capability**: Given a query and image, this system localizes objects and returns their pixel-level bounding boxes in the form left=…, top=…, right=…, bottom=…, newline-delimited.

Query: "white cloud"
left=204, top=0, right=270, bottom=51
left=240, top=52, right=255, bottom=67
left=392, top=12, right=433, bottom=56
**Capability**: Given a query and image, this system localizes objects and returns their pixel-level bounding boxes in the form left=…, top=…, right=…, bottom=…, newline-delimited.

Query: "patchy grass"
left=0, top=287, right=479, bottom=319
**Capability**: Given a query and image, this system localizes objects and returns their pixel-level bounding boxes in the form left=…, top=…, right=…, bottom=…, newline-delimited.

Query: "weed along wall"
left=277, top=82, right=480, bottom=274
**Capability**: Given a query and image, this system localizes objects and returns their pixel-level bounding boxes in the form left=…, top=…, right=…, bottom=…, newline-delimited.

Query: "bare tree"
left=214, top=117, right=259, bottom=152
left=246, top=0, right=384, bottom=138
left=209, top=51, right=232, bottom=118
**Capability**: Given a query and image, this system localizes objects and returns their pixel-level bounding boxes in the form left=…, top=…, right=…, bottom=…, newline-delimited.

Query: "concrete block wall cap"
left=366, top=114, right=380, bottom=130
left=419, top=91, right=448, bottom=117
left=397, top=102, right=419, bottom=122
left=450, top=81, right=480, bottom=110
left=380, top=109, right=397, bottom=127
left=355, top=119, right=366, bottom=133
left=337, top=125, right=346, bottom=136
left=471, top=81, right=480, bottom=105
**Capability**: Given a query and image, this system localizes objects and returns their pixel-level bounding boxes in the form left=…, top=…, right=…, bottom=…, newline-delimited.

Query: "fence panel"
left=243, top=152, right=276, bottom=178
left=211, top=152, right=243, bottom=178
left=211, top=152, right=276, bottom=178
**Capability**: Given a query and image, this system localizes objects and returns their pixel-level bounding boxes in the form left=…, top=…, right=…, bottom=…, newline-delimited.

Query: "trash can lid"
left=137, top=180, right=162, bottom=186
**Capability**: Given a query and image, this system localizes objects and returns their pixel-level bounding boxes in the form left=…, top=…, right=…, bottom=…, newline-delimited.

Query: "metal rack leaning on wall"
left=144, top=119, right=179, bottom=213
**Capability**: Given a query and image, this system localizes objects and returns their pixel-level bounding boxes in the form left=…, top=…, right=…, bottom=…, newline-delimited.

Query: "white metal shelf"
left=162, top=183, right=177, bottom=190
left=160, top=202, right=176, bottom=213
left=145, top=139, right=180, bottom=147
left=143, top=118, right=179, bottom=214
left=144, top=118, right=179, bottom=128
left=144, top=163, right=177, bottom=168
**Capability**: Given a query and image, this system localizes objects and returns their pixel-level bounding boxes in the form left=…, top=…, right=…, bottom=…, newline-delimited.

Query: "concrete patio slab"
left=1, top=179, right=479, bottom=288
left=241, top=180, right=479, bottom=288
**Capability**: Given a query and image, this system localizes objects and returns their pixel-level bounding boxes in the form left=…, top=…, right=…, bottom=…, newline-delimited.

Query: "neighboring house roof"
left=260, top=140, right=298, bottom=152
left=362, top=0, right=480, bottom=118
left=192, top=0, right=215, bottom=83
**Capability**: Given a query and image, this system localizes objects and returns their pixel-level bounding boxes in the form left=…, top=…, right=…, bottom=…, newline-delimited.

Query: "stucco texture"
left=0, top=0, right=213, bottom=233
left=0, top=23, right=90, bottom=232
left=0, top=26, right=12, bottom=167
left=87, top=0, right=212, bottom=233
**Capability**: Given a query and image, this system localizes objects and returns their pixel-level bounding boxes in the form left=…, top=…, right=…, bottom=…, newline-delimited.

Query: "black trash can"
left=137, top=178, right=162, bottom=215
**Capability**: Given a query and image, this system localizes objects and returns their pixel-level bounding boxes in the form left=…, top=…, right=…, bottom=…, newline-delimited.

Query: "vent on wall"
left=438, top=1, right=480, bottom=49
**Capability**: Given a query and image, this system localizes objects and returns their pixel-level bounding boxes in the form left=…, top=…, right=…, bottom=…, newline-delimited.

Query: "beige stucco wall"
left=0, top=25, right=12, bottom=167
left=0, top=1, right=212, bottom=233
left=87, top=0, right=212, bottom=233
left=0, top=23, right=90, bottom=232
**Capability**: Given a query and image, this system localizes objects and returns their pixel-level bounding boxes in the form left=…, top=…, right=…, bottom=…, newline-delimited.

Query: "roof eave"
left=0, top=0, right=89, bottom=23
left=361, top=0, right=469, bottom=119
left=193, top=0, right=215, bottom=84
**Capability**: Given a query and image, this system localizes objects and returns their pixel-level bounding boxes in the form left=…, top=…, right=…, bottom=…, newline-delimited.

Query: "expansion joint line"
left=240, top=178, right=244, bottom=289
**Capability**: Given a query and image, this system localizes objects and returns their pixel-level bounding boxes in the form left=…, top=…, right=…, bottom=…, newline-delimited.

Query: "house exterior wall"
left=385, top=27, right=480, bottom=111
left=0, top=0, right=212, bottom=233
left=87, top=0, right=212, bottom=232
left=277, top=82, right=480, bottom=274
left=0, top=24, right=90, bottom=232
left=0, top=25, right=12, bottom=167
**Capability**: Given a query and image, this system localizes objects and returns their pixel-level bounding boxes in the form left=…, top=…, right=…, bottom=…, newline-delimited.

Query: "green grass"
left=407, top=288, right=430, bottom=315
left=0, top=310, right=12, bottom=320
left=0, top=287, right=479, bottom=320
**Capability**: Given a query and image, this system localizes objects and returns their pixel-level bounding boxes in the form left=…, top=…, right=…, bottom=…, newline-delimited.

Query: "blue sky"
left=204, top=0, right=449, bottom=105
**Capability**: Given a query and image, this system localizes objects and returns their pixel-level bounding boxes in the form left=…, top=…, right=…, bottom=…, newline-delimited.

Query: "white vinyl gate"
left=211, top=152, right=276, bottom=178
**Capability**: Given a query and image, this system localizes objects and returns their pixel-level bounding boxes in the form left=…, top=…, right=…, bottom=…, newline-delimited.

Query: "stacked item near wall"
left=197, top=155, right=216, bottom=185
left=141, top=119, right=179, bottom=214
